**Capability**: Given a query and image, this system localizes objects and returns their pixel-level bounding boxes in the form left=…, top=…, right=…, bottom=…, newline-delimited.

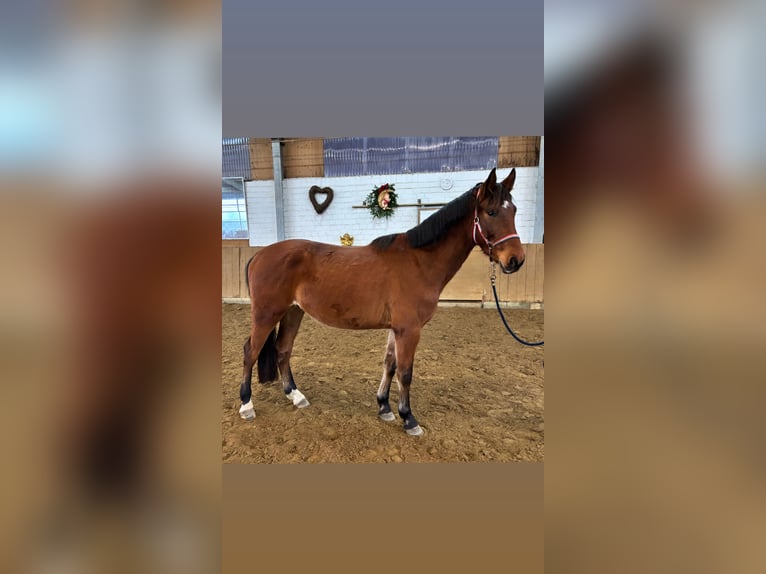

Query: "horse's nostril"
left=510, top=257, right=519, bottom=270
left=517, top=257, right=525, bottom=270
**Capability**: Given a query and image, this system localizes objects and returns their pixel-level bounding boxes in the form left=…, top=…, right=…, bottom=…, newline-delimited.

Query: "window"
left=222, top=177, right=248, bottom=239
left=323, top=137, right=498, bottom=177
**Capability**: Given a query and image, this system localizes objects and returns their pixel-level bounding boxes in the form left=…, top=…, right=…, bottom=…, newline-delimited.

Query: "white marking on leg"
left=286, top=389, right=310, bottom=408
left=377, top=373, right=390, bottom=398
left=377, top=373, right=396, bottom=421
left=239, top=400, right=255, bottom=419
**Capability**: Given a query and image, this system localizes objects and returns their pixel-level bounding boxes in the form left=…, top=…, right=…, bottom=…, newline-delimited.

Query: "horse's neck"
left=423, top=216, right=477, bottom=290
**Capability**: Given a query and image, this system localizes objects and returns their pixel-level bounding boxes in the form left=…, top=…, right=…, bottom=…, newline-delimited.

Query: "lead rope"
left=489, top=263, right=544, bottom=347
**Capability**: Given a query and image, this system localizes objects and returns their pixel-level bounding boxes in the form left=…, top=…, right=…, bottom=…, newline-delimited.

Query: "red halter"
left=472, top=188, right=520, bottom=251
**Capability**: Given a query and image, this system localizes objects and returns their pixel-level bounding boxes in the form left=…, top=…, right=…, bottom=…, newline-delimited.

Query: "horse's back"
left=248, top=239, right=378, bottom=292
left=251, top=239, right=355, bottom=271
left=249, top=238, right=403, bottom=329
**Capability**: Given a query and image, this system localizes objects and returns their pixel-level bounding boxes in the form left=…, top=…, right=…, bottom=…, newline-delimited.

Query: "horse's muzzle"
left=500, top=256, right=524, bottom=274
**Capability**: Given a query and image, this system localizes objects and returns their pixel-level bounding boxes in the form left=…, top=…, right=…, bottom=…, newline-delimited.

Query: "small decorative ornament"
left=340, top=233, right=354, bottom=246
left=309, top=185, right=334, bottom=214
left=363, top=183, right=398, bottom=219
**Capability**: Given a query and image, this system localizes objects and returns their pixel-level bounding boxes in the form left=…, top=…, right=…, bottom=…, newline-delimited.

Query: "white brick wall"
left=246, top=167, right=540, bottom=246
left=534, top=137, right=545, bottom=242
left=245, top=180, right=277, bottom=242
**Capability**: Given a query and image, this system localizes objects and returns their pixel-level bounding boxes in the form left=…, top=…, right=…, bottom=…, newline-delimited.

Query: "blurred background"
left=2, top=0, right=766, bottom=572
left=546, top=0, right=766, bottom=572
left=0, top=1, right=220, bottom=573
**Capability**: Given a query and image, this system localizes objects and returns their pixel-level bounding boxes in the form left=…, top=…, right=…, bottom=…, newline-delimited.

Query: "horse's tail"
left=257, top=328, right=278, bottom=384
left=244, top=254, right=255, bottom=296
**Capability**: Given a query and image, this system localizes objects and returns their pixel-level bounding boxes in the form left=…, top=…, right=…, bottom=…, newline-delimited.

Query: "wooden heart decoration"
left=309, top=186, right=334, bottom=214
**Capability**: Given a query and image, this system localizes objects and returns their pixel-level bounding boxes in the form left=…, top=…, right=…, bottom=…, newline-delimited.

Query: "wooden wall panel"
left=282, top=138, right=324, bottom=179
left=498, top=243, right=539, bottom=305
left=221, top=244, right=240, bottom=298
left=223, top=242, right=543, bottom=304
left=249, top=138, right=274, bottom=181
left=498, top=136, right=540, bottom=168
left=247, top=138, right=324, bottom=180
left=532, top=244, right=544, bottom=302
left=523, top=243, right=538, bottom=304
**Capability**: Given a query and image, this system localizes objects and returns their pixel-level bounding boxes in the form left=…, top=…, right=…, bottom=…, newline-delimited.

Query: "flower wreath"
left=362, top=183, right=398, bottom=219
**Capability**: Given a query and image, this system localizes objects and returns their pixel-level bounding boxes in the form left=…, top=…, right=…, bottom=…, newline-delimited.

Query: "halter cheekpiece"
left=472, top=184, right=520, bottom=251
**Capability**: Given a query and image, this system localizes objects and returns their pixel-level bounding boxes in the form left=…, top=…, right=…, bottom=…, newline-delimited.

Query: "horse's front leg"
left=376, top=330, right=397, bottom=421
left=394, top=326, right=424, bottom=436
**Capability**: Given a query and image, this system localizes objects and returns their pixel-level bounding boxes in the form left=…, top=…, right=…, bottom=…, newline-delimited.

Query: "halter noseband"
left=472, top=185, right=520, bottom=251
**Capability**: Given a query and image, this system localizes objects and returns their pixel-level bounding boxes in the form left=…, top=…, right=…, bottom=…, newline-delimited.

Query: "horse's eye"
left=487, top=210, right=497, bottom=217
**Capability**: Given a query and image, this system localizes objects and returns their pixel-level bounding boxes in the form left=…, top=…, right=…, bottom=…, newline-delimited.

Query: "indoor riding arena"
left=221, top=137, right=544, bottom=463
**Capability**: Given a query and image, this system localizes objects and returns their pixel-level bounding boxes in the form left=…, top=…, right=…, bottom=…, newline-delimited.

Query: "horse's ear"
left=482, top=168, right=497, bottom=198
left=501, top=168, right=516, bottom=190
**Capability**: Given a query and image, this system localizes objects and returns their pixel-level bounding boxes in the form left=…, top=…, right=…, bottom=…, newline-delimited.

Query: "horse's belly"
left=296, top=291, right=390, bottom=330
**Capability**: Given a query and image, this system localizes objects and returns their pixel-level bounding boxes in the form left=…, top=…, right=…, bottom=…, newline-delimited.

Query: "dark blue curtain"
left=323, top=137, right=498, bottom=177
left=222, top=137, right=251, bottom=179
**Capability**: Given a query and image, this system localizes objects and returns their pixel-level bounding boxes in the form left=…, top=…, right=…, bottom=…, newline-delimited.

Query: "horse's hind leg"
left=376, top=330, right=397, bottom=421
left=276, top=305, right=309, bottom=408
left=239, top=336, right=255, bottom=418
left=239, top=320, right=280, bottom=420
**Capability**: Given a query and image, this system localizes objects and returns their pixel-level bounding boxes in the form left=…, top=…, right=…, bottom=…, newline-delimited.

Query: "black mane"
left=370, top=185, right=478, bottom=250
left=369, top=233, right=398, bottom=250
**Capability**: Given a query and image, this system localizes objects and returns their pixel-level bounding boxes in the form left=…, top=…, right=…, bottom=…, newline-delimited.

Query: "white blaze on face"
left=502, top=200, right=511, bottom=209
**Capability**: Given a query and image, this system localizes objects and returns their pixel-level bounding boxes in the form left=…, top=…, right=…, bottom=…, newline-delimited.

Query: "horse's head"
left=474, top=168, right=526, bottom=274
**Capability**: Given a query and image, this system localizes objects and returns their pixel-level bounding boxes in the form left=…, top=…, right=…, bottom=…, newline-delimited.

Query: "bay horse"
left=239, top=168, right=525, bottom=436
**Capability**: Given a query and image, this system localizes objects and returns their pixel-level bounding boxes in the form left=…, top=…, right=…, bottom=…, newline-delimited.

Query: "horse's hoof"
left=287, top=389, right=310, bottom=409
left=405, top=425, right=424, bottom=436
left=379, top=412, right=396, bottom=422
left=239, top=401, right=255, bottom=420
